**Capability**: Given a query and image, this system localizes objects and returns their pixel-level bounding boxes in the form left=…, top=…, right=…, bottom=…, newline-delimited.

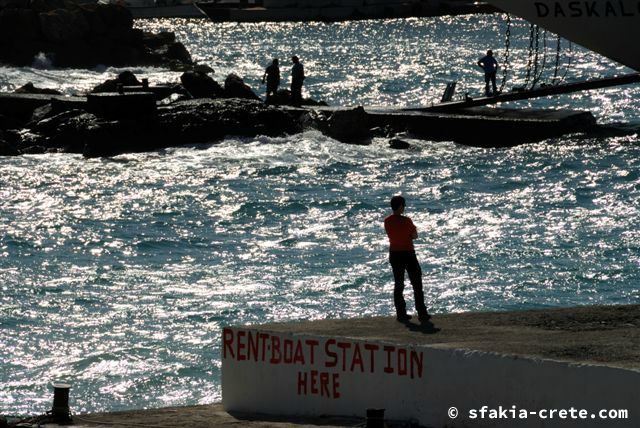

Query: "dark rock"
left=223, top=73, right=260, bottom=101
left=106, top=26, right=140, bottom=44
left=0, top=414, right=8, bottom=428
left=92, top=71, right=142, bottom=93
left=142, top=31, right=175, bottom=49
left=29, top=0, right=66, bottom=13
left=117, top=71, right=142, bottom=87
left=0, top=7, right=40, bottom=42
left=0, top=114, right=24, bottom=130
left=82, top=117, right=177, bottom=158
left=53, top=39, right=98, bottom=68
left=26, top=100, right=86, bottom=128
left=14, top=82, right=62, bottom=95
left=0, top=2, right=191, bottom=69
left=78, top=3, right=107, bottom=36
left=158, top=92, right=191, bottom=106
left=96, top=3, right=132, bottom=31
left=267, top=89, right=326, bottom=107
left=267, top=89, right=292, bottom=105
left=389, top=137, right=411, bottom=149
left=18, top=144, right=47, bottom=154
left=28, top=103, right=54, bottom=125
left=154, top=98, right=300, bottom=147
left=32, top=109, right=90, bottom=135
left=193, top=63, right=214, bottom=74
left=87, top=92, right=157, bottom=119
left=370, top=125, right=395, bottom=137
left=302, top=98, right=328, bottom=107
left=4, top=39, right=56, bottom=66
left=39, top=7, right=89, bottom=43
left=321, top=106, right=371, bottom=143
left=165, top=42, right=192, bottom=64
left=17, top=97, right=300, bottom=157
left=0, top=132, right=19, bottom=156
left=180, top=71, right=223, bottom=98
left=32, top=110, right=97, bottom=152
left=0, top=0, right=30, bottom=8
left=166, top=59, right=197, bottom=72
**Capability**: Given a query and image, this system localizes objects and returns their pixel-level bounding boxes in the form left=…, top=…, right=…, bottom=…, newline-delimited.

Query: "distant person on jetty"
left=262, top=58, right=280, bottom=103
left=477, top=49, right=499, bottom=96
left=384, top=196, right=431, bottom=323
left=290, top=55, right=305, bottom=107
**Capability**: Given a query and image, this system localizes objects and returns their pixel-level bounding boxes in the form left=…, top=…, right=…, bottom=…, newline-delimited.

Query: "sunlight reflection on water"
left=1, top=14, right=640, bottom=416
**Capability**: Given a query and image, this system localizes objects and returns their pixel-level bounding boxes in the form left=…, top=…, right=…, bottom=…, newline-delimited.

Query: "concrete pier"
left=367, top=106, right=597, bottom=146
left=222, top=304, right=639, bottom=428
left=23, top=305, right=638, bottom=428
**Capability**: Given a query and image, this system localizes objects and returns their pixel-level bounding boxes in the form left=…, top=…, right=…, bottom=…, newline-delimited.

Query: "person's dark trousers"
left=485, top=71, right=497, bottom=96
left=389, top=251, right=428, bottom=317
left=291, top=79, right=303, bottom=106
left=266, top=84, right=278, bottom=103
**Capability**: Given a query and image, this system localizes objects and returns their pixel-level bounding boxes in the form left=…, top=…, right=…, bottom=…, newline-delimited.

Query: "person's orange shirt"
left=384, top=214, right=416, bottom=251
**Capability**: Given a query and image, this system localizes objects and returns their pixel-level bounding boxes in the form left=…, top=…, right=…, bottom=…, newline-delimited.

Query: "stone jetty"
left=0, top=69, right=605, bottom=158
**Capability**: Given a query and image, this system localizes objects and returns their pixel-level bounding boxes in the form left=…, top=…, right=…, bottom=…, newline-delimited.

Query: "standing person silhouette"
left=477, top=49, right=499, bottom=96
left=262, top=58, right=280, bottom=103
left=384, top=196, right=431, bottom=323
left=290, top=55, right=305, bottom=107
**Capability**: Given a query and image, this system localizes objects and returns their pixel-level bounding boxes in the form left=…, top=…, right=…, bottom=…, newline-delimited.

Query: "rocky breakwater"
left=0, top=71, right=306, bottom=157
left=0, top=0, right=193, bottom=69
left=0, top=69, right=366, bottom=157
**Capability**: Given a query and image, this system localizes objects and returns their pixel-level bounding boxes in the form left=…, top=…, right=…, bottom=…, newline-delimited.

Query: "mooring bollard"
left=51, top=383, right=72, bottom=422
left=366, top=408, right=385, bottom=428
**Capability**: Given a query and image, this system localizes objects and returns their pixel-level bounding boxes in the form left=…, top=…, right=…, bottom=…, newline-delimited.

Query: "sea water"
left=1, top=14, right=639, bottom=416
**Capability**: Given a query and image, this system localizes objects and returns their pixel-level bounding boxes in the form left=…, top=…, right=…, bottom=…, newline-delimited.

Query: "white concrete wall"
left=222, top=327, right=640, bottom=427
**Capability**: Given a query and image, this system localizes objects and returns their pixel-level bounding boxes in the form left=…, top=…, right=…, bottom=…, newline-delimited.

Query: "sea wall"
left=222, top=326, right=639, bottom=427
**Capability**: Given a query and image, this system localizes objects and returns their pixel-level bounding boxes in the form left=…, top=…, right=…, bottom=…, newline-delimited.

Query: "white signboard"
left=222, top=326, right=639, bottom=427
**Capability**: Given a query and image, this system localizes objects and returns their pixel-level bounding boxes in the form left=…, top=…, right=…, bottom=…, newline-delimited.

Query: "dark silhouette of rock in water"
left=2, top=95, right=302, bottom=157
left=224, top=73, right=261, bottom=101
left=389, top=137, right=411, bottom=150
left=91, top=71, right=142, bottom=93
left=14, top=82, right=62, bottom=95
left=180, top=71, right=260, bottom=101
left=0, top=0, right=195, bottom=69
left=311, top=106, right=372, bottom=144
left=180, top=71, right=224, bottom=99
left=0, top=130, right=19, bottom=156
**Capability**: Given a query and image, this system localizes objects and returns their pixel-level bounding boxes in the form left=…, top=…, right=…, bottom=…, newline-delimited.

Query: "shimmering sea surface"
left=1, top=14, right=639, bottom=416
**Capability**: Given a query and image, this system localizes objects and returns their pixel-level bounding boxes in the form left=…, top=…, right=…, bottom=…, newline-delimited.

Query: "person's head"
left=292, top=55, right=299, bottom=63
left=273, top=58, right=279, bottom=66
left=487, top=49, right=493, bottom=57
left=390, top=195, right=406, bottom=213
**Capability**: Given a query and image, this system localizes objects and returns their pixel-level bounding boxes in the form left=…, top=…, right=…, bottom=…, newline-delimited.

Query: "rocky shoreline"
left=0, top=69, right=348, bottom=158
left=0, top=0, right=194, bottom=69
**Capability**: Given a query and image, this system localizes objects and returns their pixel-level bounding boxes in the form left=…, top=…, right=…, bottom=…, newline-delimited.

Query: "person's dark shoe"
left=418, top=313, right=432, bottom=322
left=396, top=314, right=412, bottom=322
